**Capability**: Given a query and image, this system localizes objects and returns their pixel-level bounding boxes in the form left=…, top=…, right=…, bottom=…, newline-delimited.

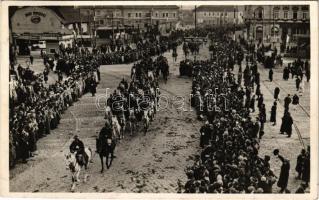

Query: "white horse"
left=117, top=111, right=126, bottom=139
left=65, top=147, right=92, bottom=192
left=127, top=108, right=137, bottom=136
left=142, top=110, right=150, bottom=135
left=104, top=106, right=113, bottom=120
left=147, top=100, right=156, bottom=122
left=111, top=116, right=121, bottom=140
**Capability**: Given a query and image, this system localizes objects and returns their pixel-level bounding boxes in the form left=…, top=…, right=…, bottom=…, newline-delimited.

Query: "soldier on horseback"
left=69, top=135, right=89, bottom=166
left=97, top=121, right=116, bottom=172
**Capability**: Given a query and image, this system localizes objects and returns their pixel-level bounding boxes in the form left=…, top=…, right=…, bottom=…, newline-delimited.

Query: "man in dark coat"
left=284, top=94, right=291, bottom=111
left=274, top=87, right=280, bottom=100
left=302, top=146, right=310, bottom=187
left=70, top=135, right=85, bottom=154
left=269, top=69, right=273, bottom=82
left=97, top=121, right=114, bottom=153
left=295, top=149, right=306, bottom=179
left=69, top=135, right=88, bottom=163
left=276, top=154, right=290, bottom=193
left=270, top=101, right=277, bottom=126
left=283, top=66, right=289, bottom=80
left=280, top=112, right=293, bottom=137
left=199, top=122, right=211, bottom=148
left=89, top=76, right=97, bottom=97
left=30, top=55, right=34, bottom=65
left=292, top=94, right=299, bottom=111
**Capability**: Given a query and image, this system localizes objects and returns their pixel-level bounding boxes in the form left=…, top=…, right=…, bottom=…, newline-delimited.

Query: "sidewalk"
left=241, top=57, right=310, bottom=193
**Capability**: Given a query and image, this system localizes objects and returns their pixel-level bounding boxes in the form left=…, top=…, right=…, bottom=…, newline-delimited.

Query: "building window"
left=136, top=13, right=138, bottom=17
left=139, top=13, right=142, bottom=17
left=225, top=12, right=227, bottom=17
left=284, top=11, right=288, bottom=19
left=166, top=13, right=169, bottom=17
left=258, top=10, right=263, bottom=19
left=221, top=13, right=223, bottom=17
left=173, top=13, right=176, bottom=18
left=293, top=11, right=298, bottom=20
left=301, top=6, right=309, bottom=11
left=96, top=10, right=100, bottom=15
left=212, top=12, right=214, bottom=16
left=163, top=13, right=165, bottom=17
left=128, top=13, right=131, bottom=18
left=156, top=12, right=158, bottom=17
left=274, top=11, right=279, bottom=19
left=303, top=12, right=307, bottom=19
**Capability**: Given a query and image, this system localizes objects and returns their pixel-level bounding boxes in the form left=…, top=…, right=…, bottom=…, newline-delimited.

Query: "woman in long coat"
left=302, top=148, right=310, bottom=187
left=295, top=149, right=306, bottom=179
left=270, top=101, right=277, bottom=125
left=277, top=155, right=290, bottom=193
left=274, top=87, right=280, bottom=100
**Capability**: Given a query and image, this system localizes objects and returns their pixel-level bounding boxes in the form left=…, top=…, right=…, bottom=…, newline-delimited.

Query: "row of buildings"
left=10, top=5, right=310, bottom=56
left=10, top=6, right=182, bottom=54
left=195, top=5, right=245, bottom=26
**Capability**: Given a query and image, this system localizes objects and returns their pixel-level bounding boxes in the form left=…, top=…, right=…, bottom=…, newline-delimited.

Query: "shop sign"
left=25, top=11, right=46, bottom=24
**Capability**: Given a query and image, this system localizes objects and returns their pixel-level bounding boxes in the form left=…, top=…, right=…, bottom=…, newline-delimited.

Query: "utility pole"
left=194, top=5, right=197, bottom=32
left=112, top=12, right=114, bottom=40
left=233, top=6, right=236, bottom=41
left=93, top=7, right=96, bottom=47
left=272, top=5, right=275, bottom=50
left=76, top=7, right=83, bottom=43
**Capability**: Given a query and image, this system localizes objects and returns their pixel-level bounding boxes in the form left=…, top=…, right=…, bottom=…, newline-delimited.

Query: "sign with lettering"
left=25, top=11, right=46, bottom=24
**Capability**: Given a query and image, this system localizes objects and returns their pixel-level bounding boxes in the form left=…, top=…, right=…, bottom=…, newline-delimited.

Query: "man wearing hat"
left=69, top=135, right=88, bottom=162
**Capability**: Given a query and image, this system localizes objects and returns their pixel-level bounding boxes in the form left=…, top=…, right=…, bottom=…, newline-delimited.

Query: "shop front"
left=11, top=6, right=74, bottom=55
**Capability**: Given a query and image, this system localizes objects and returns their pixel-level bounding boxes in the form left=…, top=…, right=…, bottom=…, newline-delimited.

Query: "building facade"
left=244, top=5, right=310, bottom=53
left=80, top=6, right=179, bottom=33
left=10, top=6, right=76, bottom=55
left=195, top=6, right=244, bottom=27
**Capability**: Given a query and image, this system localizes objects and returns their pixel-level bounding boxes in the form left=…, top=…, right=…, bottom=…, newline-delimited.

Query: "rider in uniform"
left=69, top=135, right=88, bottom=163
left=97, top=121, right=116, bottom=157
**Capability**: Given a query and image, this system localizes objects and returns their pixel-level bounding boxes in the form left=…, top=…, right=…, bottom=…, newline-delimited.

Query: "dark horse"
left=96, top=137, right=116, bottom=173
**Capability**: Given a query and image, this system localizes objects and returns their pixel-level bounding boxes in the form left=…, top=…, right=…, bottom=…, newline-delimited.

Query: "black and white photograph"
left=0, top=1, right=318, bottom=198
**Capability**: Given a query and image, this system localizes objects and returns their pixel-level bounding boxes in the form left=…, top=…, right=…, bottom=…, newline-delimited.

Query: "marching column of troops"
left=9, top=31, right=180, bottom=168
left=181, top=30, right=310, bottom=193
